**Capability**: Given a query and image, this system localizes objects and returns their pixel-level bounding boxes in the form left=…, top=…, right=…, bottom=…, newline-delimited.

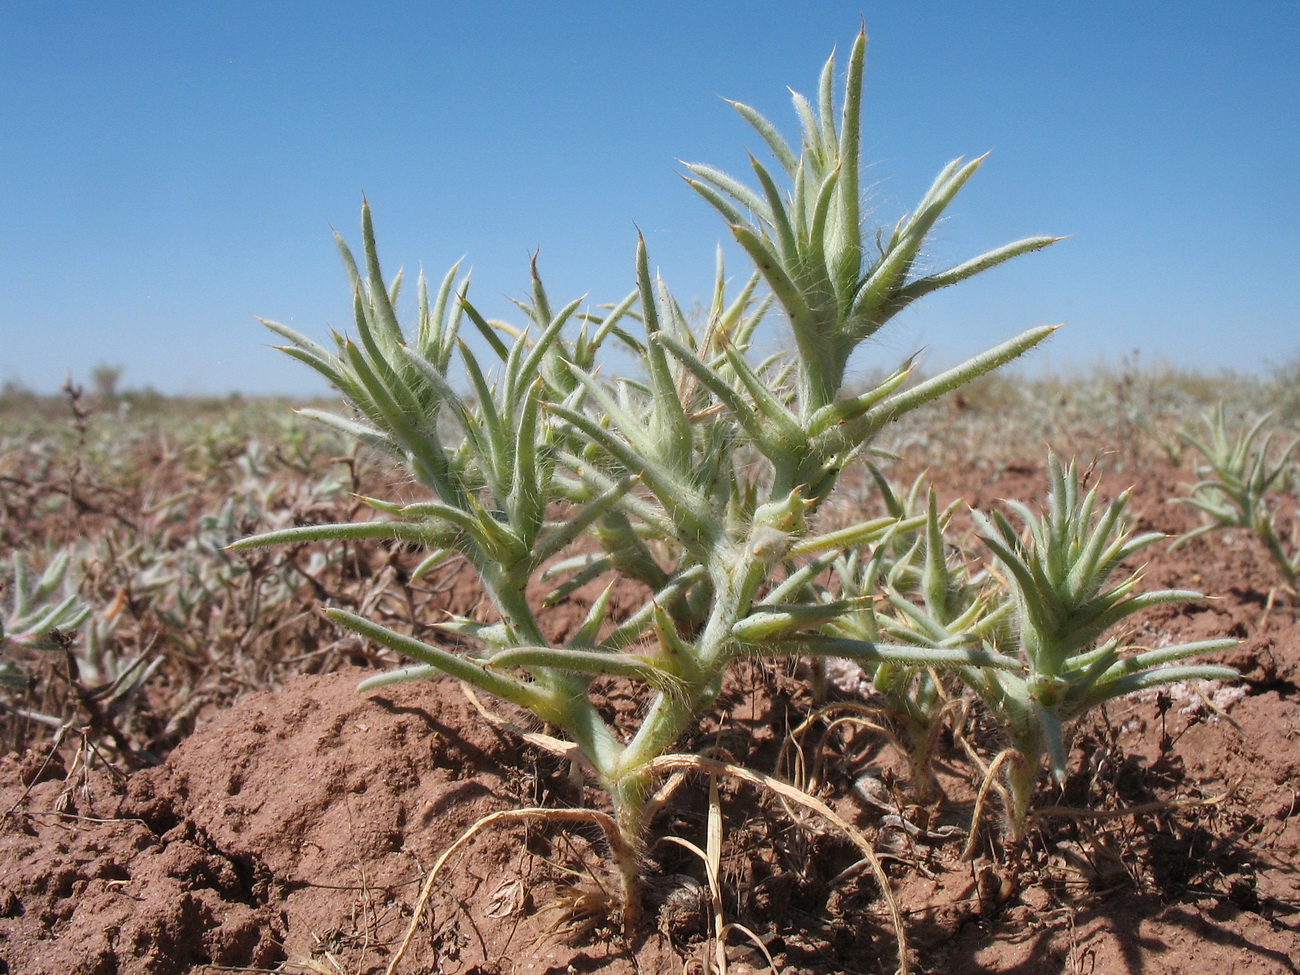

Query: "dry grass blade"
left=645, top=767, right=693, bottom=824
left=776, top=701, right=904, bottom=797
left=961, top=747, right=1019, bottom=861
left=1031, top=777, right=1238, bottom=823
left=661, top=837, right=724, bottom=973
left=385, top=806, right=629, bottom=975
left=722, top=920, right=782, bottom=974
left=646, top=753, right=909, bottom=975
left=661, top=770, right=734, bottom=975
left=707, top=771, right=725, bottom=974
left=283, top=957, right=350, bottom=975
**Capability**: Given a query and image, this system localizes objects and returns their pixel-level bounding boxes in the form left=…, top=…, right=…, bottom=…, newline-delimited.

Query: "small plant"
left=826, top=478, right=1012, bottom=798
left=236, top=28, right=1060, bottom=935
left=1, top=550, right=164, bottom=766
left=961, top=456, right=1237, bottom=840
left=1, top=551, right=91, bottom=688
left=1175, top=405, right=1300, bottom=589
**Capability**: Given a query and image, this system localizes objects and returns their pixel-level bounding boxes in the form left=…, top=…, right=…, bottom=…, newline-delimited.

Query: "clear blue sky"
left=3, top=2, right=1297, bottom=396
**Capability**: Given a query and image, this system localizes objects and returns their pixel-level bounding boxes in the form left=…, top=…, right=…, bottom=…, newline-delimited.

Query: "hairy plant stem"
left=486, top=574, right=630, bottom=771
left=595, top=538, right=768, bottom=920
left=614, top=550, right=753, bottom=783
left=606, top=772, right=650, bottom=930
left=1257, top=517, right=1299, bottom=587
left=1004, top=747, right=1040, bottom=842
left=489, top=568, right=652, bottom=926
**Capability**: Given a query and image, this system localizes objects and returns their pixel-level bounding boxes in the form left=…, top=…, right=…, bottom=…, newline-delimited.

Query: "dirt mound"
left=1, top=669, right=689, bottom=974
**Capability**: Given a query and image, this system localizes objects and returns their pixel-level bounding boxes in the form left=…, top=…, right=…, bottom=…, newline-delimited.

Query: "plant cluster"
left=960, top=456, right=1236, bottom=837
left=0, top=396, right=406, bottom=762
left=815, top=457, right=1237, bottom=841
left=235, top=29, right=1237, bottom=954
left=1176, top=405, right=1300, bottom=589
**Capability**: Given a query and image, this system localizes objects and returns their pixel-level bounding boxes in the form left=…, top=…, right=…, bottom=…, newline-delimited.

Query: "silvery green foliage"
left=1, top=551, right=91, bottom=687
left=1176, top=405, right=1300, bottom=586
left=963, top=456, right=1236, bottom=836
left=237, top=30, right=1061, bottom=920
left=1, top=550, right=159, bottom=730
left=829, top=480, right=1013, bottom=797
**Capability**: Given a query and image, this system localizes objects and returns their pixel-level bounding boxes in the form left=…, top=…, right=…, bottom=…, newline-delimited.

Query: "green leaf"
left=460, top=298, right=511, bottom=362
left=727, top=98, right=800, bottom=176
left=732, top=598, right=870, bottom=642
left=835, top=325, right=1057, bottom=448
left=488, top=645, right=683, bottom=692
left=333, top=609, right=546, bottom=711
left=849, top=155, right=984, bottom=323
left=748, top=154, right=799, bottom=265
left=360, top=199, right=405, bottom=349
left=231, top=519, right=458, bottom=549
left=729, top=223, right=814, bottom=333
left=681, top=163, right=774, bottom=224
left=881, top=236, right=1061, bottom=323
left=532, top=474, right=638, bottom=567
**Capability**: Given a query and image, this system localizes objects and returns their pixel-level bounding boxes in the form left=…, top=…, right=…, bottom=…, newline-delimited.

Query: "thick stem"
left=617, top=550, right=754, bottom=776
left=607, top=770, right=650, bottom=931
left=796, top=341, right=840, bottom=420
left=1004, top=748, right=1039, bottom=842
left=489, top=564, right=633, bottom=802
left=614, top=678, right=721, bottom=784
left=904, top=714, right=943, bottom=804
